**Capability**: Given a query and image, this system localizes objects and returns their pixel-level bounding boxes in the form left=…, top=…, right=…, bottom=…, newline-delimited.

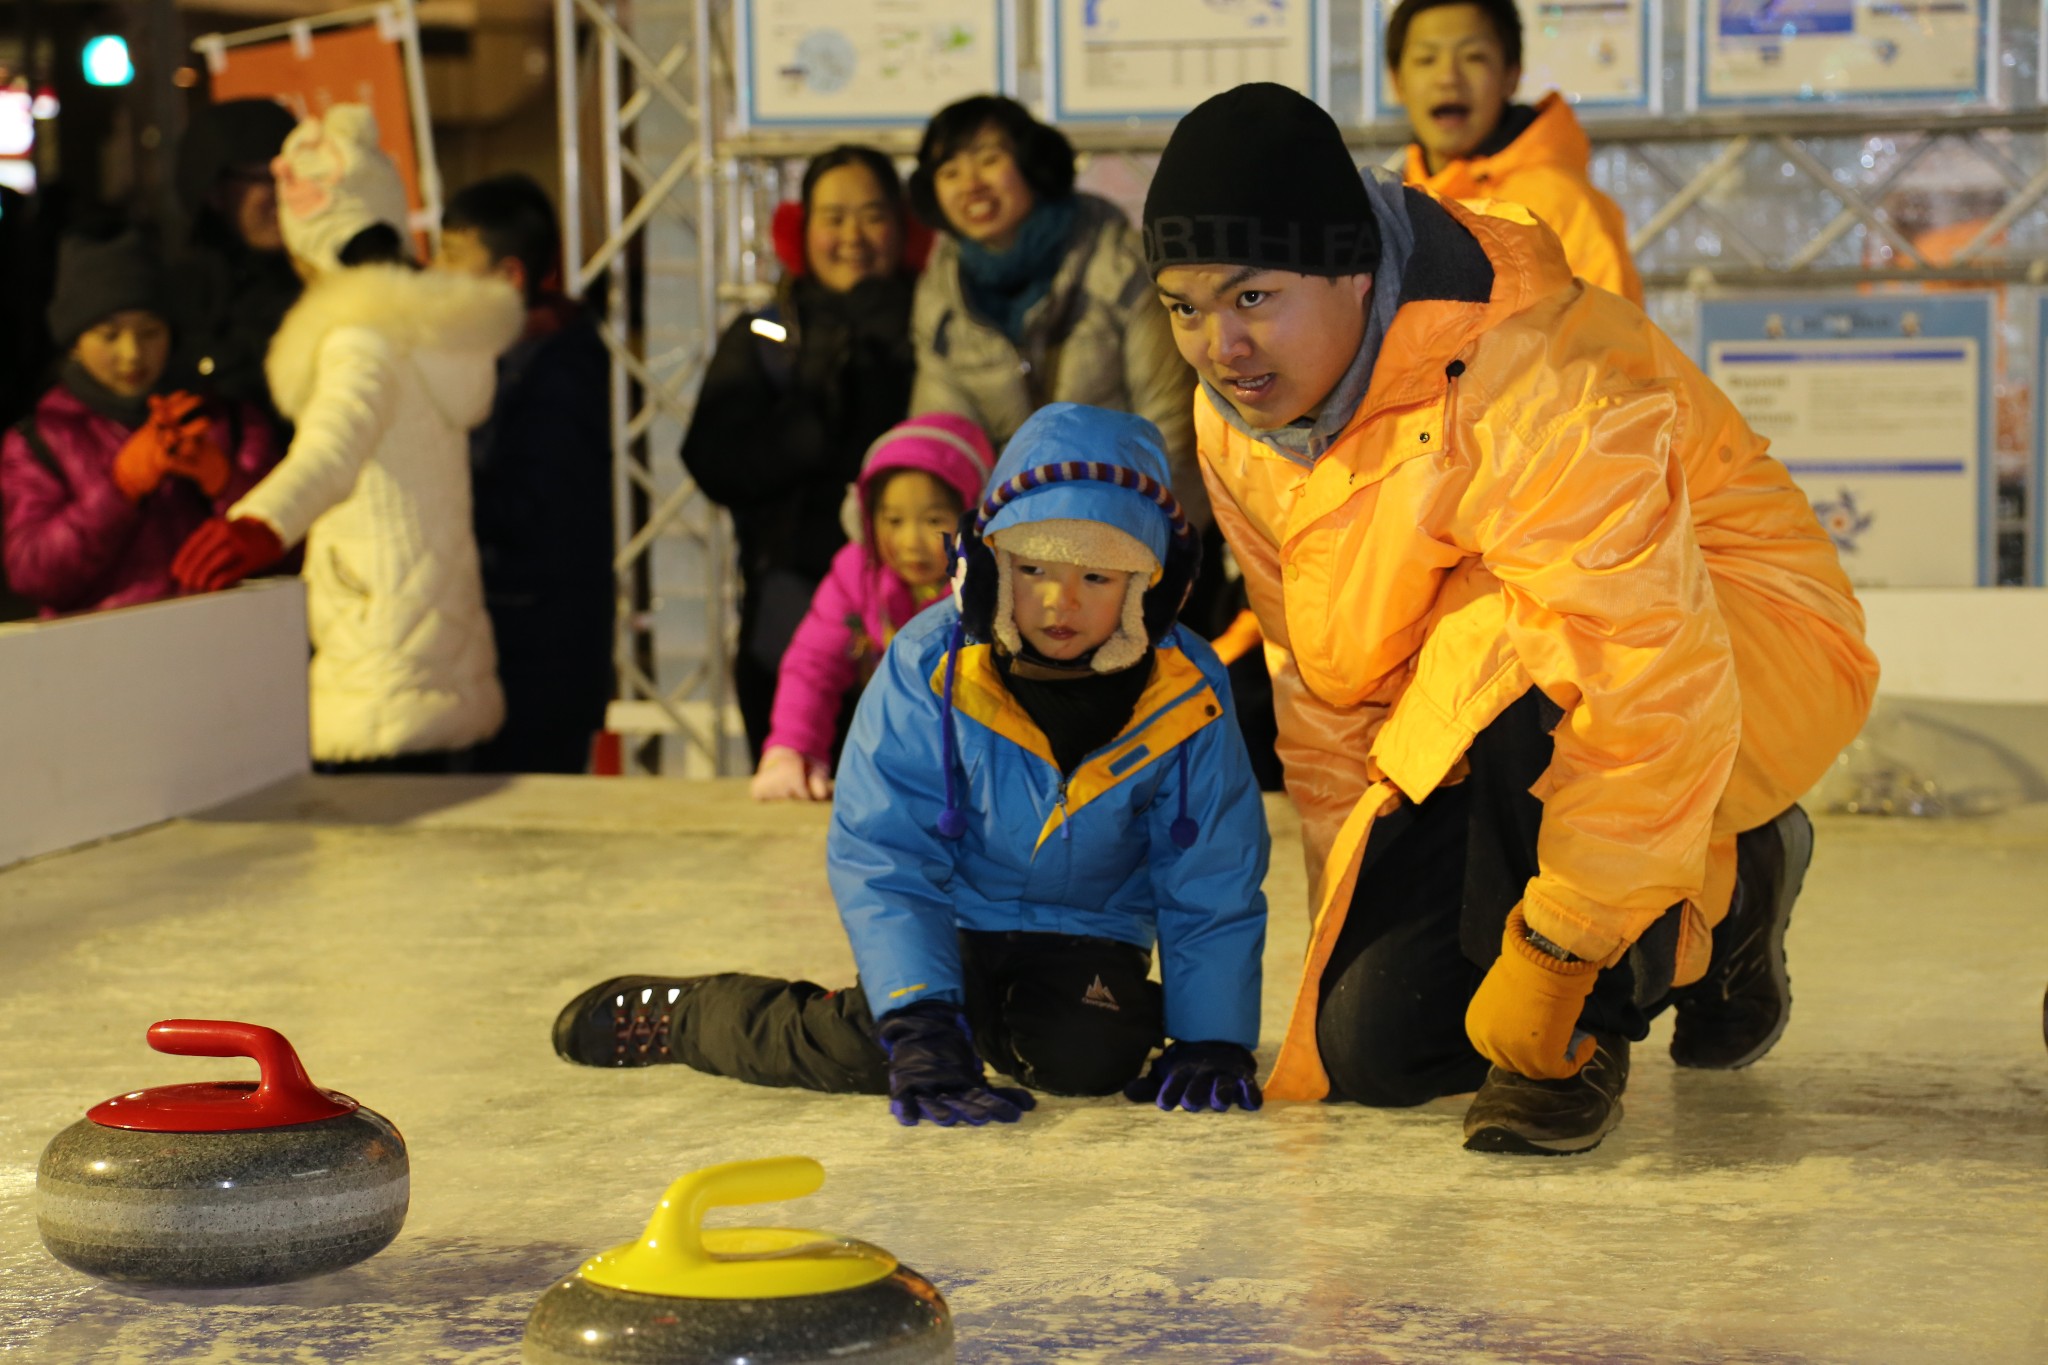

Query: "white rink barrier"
left=0, top=579, right=309, bottom=868
left=1859, top=588, right=2048, bottom=704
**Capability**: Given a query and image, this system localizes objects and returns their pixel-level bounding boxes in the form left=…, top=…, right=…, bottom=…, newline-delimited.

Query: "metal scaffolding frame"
left=558, top=3, right=2048, bottom=775
left=556, top=0, right=730, bottom=775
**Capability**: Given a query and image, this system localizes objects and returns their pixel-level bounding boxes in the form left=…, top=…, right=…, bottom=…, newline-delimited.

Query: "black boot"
left=1670, top=805, right=1813, bottom=1070
left=1461, top=1035, right=1629, bottom=1156
left=553, top=976, right=703, bottom=1067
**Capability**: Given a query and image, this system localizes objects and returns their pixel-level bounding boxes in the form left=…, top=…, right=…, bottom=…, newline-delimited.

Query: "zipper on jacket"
left=1441, top=359, right=1466, bottom=459
left=1030, top=661, right=1216, bottom=850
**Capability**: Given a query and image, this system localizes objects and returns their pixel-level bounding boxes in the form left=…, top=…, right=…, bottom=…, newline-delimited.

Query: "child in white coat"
left=174, top=105, right=522, bottom=769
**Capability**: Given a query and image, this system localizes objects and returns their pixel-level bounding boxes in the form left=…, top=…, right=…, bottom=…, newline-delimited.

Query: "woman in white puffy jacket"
left=174, top=106, right=522, bottom=767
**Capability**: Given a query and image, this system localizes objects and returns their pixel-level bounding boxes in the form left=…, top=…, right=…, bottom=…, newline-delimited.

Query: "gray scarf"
left=1201, top=167, right=1416, bottom=465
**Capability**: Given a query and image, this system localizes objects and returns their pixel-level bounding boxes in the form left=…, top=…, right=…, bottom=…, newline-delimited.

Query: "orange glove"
left=1464, top=905, right=1601, bottom=1080
left=163, top=432, right=230, bottom=497
left=173, top=517, right=287, bottom=593
left=154, top=394, right=228, bottom=497
left=112, top=423, right=175, bottom=502
left=112, top=394, right=221, bottom=501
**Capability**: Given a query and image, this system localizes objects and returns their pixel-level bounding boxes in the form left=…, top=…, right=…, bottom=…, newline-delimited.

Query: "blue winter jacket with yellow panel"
left=827, top=404, right=1270, bottom=1048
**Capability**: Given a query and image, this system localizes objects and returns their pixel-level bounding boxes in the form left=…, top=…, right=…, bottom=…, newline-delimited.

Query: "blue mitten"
left=1123, top=1041, right=1263, bottom=1113
left=875, top=1000, right=1037, bottom=1128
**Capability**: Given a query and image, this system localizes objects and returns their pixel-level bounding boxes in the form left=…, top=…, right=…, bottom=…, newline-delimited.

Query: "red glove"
left=173, top=517, right=287, bottom=593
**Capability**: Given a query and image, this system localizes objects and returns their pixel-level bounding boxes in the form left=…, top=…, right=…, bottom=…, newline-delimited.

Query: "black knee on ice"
left=1007, top=1037, right=1152, bottom=1097
left=1322, top=1052, right=1455, bottom=1108
left=1317, top=1018, right=1488, bottom=1109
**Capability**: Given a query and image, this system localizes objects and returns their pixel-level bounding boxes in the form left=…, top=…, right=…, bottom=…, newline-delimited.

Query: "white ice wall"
left=0, top=580, right=309, bottom=868
left=1859, top=588, right=2048, bottom=704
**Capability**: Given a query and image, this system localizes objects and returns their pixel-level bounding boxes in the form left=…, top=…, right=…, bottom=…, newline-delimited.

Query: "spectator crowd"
left=0, top=0, right=1642, bottom=792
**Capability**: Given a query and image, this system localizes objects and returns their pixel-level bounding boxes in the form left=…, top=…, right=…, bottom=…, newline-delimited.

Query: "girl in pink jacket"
left=751, top=413, right=994, bottom=800
left=2, top=233, right=276, bottom=618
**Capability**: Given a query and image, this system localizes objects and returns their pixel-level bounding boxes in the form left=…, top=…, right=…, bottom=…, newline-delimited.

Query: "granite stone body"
left=36, top=1107, right=409, bottom=1287
left=522, top=1263, right=954, bottom=1365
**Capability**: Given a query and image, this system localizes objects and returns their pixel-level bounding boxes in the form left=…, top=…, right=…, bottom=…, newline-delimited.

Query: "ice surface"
left=2, top=776, right=2044, bottom=1363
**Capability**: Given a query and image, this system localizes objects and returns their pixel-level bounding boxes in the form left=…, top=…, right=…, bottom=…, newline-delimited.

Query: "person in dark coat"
left=163, top=99, right=303, bottom=436
left=680, top=145, right=921, bottom=761
left=435, top=173, right=616, bottom=774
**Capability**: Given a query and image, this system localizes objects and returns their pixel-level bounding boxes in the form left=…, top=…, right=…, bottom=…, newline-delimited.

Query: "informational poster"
left=1047, top=0, right=1326, bottom=122
left=1691, top=0, right=1990, bottom=107
left=1700, top=295, right=1995, bottom=588
left=1368, top=0, right=1654, bottom=117
left=197, top=7, right=435, bottom=239
left=737, top=0, right=1012, bottom=129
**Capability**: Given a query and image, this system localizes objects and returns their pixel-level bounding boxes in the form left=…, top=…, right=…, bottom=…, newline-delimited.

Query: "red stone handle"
left=145, top=1019, right=350, bottom=1125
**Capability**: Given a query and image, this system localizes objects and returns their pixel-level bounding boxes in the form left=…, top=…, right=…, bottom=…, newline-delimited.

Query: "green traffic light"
left=83, top=35, right=134, bottom=88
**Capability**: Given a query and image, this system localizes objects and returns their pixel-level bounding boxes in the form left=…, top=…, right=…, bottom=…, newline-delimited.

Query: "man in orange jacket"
left=1144, top=84, right=1876, bottom=1155
left=1387, top=0, right=1642, bottom=304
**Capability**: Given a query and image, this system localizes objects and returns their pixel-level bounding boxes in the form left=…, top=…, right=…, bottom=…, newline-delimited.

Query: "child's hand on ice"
left=876, top=1001, right=1036, bottom=1128
left=750, top=747, right=834, bottom=802
left=1123, top=1041, right=1263, bottom=1113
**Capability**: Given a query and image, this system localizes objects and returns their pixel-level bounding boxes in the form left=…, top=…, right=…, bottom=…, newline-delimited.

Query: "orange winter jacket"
left=1405, top=92, right=1643, bottom=305
left=1199, top=190, right=1876, bottom=1101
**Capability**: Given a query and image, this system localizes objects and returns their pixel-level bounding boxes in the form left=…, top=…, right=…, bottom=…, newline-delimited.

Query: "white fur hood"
left=265, top=265, right=525, bottom=424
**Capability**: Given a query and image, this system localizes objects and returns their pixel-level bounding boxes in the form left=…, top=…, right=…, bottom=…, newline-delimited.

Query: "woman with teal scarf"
left=906, top=96, right=1207, bottom=533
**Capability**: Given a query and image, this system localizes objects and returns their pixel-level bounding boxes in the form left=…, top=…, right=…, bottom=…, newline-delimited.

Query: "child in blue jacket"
left=553, top=403, right=1271, bottom=1126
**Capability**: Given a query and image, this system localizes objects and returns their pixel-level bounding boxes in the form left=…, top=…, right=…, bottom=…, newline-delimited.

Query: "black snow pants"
left=668, top=930, right=1167, bottom=1097
left=1315, top=687, right=1684, bottom=1107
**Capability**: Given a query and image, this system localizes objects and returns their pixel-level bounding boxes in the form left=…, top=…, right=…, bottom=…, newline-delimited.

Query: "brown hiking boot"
left=1670, top=805, right=1813, bottom=1070
left=1461, top=1036, right=1629, bottom=1156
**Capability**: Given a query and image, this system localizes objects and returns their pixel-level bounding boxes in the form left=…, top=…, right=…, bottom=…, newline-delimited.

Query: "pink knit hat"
left=842, top=413, right=997, bottom=549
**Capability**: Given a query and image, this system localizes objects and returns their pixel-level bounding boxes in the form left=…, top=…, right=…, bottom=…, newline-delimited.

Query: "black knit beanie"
left=46, top=232, right=169, bottom=349
left=1143, top=83, right=1378, bottom=278
left=175, top=98, right=298, bottom=215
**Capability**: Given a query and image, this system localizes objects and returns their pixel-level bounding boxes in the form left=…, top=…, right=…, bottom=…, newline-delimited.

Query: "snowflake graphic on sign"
left=1811, top=488, right=1874, bottom=554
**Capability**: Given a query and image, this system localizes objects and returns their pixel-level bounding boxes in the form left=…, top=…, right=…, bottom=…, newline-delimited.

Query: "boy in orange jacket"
left=1386, top=0, right=1642, bottom=304
left=1144, top=84, right=1875, bottom=1155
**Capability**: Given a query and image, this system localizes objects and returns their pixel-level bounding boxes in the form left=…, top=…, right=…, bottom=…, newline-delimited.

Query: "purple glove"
left=1123, top=1041, right=1263, bottom=1113
left=875, top=1000, right=1036, bottom=1128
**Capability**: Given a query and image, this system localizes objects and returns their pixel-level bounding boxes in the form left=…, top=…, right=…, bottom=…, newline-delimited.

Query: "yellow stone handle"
left=580, top=1155, right=895, bottom=1298
left=634, top=1156, right=825, bottom=1270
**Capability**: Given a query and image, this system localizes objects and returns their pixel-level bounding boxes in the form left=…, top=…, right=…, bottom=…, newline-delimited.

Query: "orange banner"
left=207, top=22, right=424, bottom=231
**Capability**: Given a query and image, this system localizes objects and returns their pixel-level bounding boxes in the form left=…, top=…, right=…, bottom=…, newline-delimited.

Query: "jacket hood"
left=978, top=403, right=1183, bottom=566
left=1405, top=92, right=1590, bottom=194
left=1204, top=188, right=1577, bottom=470
left=265, top=265, right=524, bottom=423
left=952, top=403, right=1200, bottom=670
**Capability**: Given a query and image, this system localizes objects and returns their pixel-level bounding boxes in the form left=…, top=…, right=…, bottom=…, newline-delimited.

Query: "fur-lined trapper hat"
left=953, top=403, right=1198, bottom=675
left=987, top=518, right=1159, bottom=673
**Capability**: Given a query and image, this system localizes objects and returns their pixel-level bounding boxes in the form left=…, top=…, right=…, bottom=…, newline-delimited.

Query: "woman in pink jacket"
left=751, top=413, right=995, bottom=801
